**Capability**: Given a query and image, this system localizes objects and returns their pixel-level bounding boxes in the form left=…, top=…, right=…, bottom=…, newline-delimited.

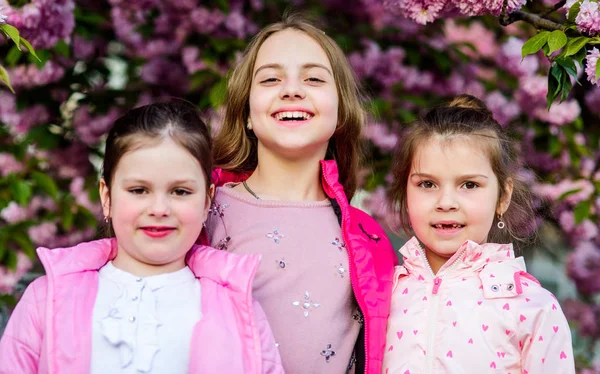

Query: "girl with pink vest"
left=382, top=95, right=575, bottom=373
left=204, top=14, right=397, bottom=374
left=0, top=101, right=283, bottom=373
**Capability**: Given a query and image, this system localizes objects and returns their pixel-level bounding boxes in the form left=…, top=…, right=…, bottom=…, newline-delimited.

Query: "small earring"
left=246, top=118, right=253, bottom=130
left=104, top=216, right=109, bottom=223
left=497, top=214, right=505, bottom=230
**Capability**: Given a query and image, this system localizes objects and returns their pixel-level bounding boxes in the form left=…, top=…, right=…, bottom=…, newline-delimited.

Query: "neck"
left=245, top=146, right=327, bottom=201
left=112, top=247, right=186, bottom=277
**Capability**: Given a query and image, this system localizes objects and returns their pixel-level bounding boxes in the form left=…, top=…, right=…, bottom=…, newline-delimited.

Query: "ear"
left=203, top=183, right=215, bottom=221
left=99, top=178, right=111, bottom=218
left=496, top=177, right=513, bottom=216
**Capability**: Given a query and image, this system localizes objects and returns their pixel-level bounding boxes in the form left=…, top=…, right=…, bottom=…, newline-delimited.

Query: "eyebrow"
left=253, top=63, right=333, bottom=77
left=122, top=178, right=199, bottom=185
left=410, top=173, right=489, bottom=180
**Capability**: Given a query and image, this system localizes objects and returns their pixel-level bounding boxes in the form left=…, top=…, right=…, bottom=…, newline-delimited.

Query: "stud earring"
left=246, top=118, right=253, bottom=130
left=497, top=214, right=505, bottom=229
left=104, top=216, right=109, bottom=223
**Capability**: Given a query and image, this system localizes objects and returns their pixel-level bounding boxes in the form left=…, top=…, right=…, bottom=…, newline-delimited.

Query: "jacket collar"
left=400, top=236, right=515, bottom=276
left=37, top=239, right=260, bottom=293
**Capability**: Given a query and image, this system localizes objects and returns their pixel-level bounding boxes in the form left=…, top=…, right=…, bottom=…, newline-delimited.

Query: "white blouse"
left=90, top=262, right=202, bottom=373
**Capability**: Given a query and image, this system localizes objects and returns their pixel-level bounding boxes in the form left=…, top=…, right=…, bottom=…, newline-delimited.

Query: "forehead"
left=254, top=29, right=332, bottom=71
left=115, top=138, right=204, bottom=180
left=411, top=136, right=494, bottom=175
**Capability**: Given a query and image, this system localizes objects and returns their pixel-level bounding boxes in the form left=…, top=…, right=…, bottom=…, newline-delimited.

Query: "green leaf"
left=12, top=231, right=35, bottom=258
left=574, top=200, right=591, bottom=225
left=61, top=206, right=74, bottom=231
left=0, top=24, right=21, bottom=50
left=31, top=171, right=59, bottom=200
left=28, top=49, right=51, bottom=69
left=560, top=71, right=573, bottom=102
left=5, top=250, right=17, bottom=271
left=557, top=58, right=578, bottom=78
left=565, top=36, right=590, bottom=57
left=208, top=79, right=227, bottom=109
left=568, top=1, right=581, bottom=22
left=10, top=179, right=32, bottom=206
left=522, top=31, right=550, bottom=58
left=0, top=65, right=15, bottom=94
left=547, top=30, right=568, bottom=54
left=5, top=45, right=22, bottom=67
left=547, top=64, right=563, bottom=108
left=20, top=37, right=41, bottom=62
left=596, top=61, right=600, bottom=83
left=54, top=40, right=70, bottom=58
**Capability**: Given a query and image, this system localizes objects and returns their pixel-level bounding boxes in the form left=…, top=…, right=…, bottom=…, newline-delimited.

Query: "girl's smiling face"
left=249, top=28, right=339, bottom=160
left=406, top=136, right=512, bottom=273
left=100, top=137, right=212, bottom=276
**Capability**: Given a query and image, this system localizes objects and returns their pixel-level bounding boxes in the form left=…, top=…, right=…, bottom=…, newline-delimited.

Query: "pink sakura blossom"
left=585, top=47, right=600, bottom=85
left=28, top=222, right=57, bottom=245
left=0, top=5, right=7, bottom=23
left=182, top=47, right=207, bottom=74
left=497, top=37, right=539, bottom=77
left=485, top=91, right=520, bottom=126
left=576, top=0, right=600, bottom=35
left=0, top=153, right=24, bottom=177
left=363, top=122, right=399, bottom=151
left=515, top=75, right=548, bottom=115
left=0, top=252, right=33, bottom=294
left=0, top=91, right=50, bottom=135
left=0, top=0, right=75, bottom=49
left=562, top=299, right=600, bottom=338
left=70, top=177, right=101, bottom=216
left=585, top=86, right=600, bottom=115
left=27, top=196, right=57, bottom=215
left=444, top=20, right=498, bottom=58
left=533, top=178, right=595, bottom=205
left=533, top=99, right=581, bottom=126
left=72, top=105, right=122, bottom=146
left=567, top=240, right=600, bottom=295
left=8, top=61, right=65, bottom=90
left=190, top=7, right=225, bottom=34
left=0, top=202, right=30, bottom=224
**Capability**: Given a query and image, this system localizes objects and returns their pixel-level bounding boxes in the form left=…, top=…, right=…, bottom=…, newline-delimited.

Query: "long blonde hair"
left=213, top=13, right=367, bottom=199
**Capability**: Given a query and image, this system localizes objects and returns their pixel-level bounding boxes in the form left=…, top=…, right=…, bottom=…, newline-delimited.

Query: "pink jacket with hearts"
left=383, top=237, right=575, bottom=374
left=0, top=239, right=283, bottom=374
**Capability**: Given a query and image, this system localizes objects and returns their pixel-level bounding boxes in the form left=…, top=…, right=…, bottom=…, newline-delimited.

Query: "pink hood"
left=383, top=237, right=575, bottom=374
left=0, top=239, right=283, bottom=373
left=209, top=160, right=398, bottom=374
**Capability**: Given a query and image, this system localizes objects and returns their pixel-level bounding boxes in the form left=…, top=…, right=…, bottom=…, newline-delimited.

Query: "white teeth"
left=275, top=111, right=312, bottom=121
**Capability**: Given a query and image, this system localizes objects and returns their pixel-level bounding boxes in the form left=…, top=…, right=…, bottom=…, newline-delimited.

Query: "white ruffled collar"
left=98, top=262, right=196, bottom=372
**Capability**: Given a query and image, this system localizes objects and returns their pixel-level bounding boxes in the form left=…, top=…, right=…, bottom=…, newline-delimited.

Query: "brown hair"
left=388, top=94, right=536, bottom=243
left=213, top=13, right=367, bottom=199
left=102, top=99, right=213, bottom=195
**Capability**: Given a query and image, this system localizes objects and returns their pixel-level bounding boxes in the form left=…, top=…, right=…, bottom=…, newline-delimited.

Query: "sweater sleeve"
left=520, top=290, right=575, bottom=374
left=0, top=277, right=45, bottom=374
left=253, top=300, right=284, bottom=374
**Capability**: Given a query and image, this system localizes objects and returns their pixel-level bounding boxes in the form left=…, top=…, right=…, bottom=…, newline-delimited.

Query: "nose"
left=435, top=188, right=459, bottom=212
left=149, top=194, right=170, bottom=217
left=279, top=78, right=305, bottom=100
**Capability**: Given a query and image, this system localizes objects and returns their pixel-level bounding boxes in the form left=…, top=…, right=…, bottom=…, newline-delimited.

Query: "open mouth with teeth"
left=432, top=223, right=465, bottom=229
left=274, top=111, right=313, bottom=121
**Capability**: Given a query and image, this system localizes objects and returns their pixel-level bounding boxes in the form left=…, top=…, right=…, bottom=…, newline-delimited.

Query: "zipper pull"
left=432, top=277, right=442, bottom=294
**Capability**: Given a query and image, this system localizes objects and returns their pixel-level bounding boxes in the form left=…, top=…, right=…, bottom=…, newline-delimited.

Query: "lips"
left=140, top=226, right=175, bottom=238
left=271, top=108, right=315, bottom=123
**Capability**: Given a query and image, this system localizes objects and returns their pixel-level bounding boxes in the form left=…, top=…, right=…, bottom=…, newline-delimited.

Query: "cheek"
left=176, top=200, right=208, bottom=224
left=110, top=195, right=142, bottom=225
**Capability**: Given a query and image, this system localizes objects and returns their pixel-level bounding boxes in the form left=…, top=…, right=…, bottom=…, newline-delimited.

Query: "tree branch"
left=540, top=0, right=566, bottom=18
left=500, top=10, right=564, bottom=31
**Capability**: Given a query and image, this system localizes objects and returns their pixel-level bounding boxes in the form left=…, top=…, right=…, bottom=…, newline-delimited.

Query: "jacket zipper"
left=418, top=243, right=465, bottom=374
left=322, top=171, right=370, bottom=374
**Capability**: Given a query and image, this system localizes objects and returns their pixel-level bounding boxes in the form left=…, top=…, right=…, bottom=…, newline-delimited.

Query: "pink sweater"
left=207, top=185, right=361, bottom=373
left=0, top=239, right=283, bottom=373
left=383, top=237, right=575, bottom=374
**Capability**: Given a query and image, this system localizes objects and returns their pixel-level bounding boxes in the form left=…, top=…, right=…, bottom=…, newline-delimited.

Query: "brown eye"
left=462, top=181, right=479, bottom=189
left=418, top=181, right=435, bottom=189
